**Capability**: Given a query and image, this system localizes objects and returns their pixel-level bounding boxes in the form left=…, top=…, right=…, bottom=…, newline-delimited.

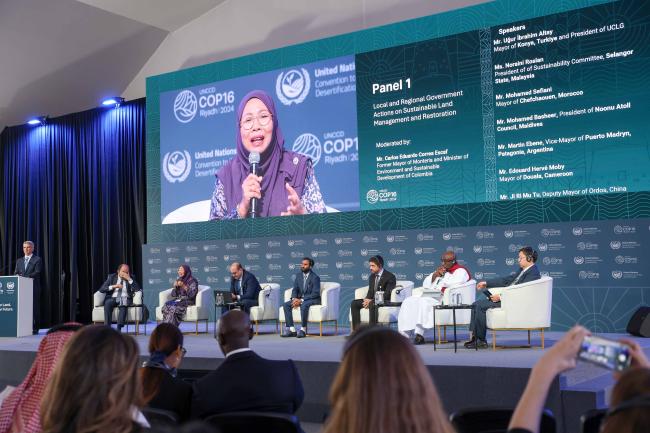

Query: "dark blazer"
left=291, top=271, right=321, bottom=302
left=486, top=264, right=541, bottom=288
left=365, top=269, right=397, bottom=303
left=230, top=270, right=261, bottom=301
left=98, top=273, right=141, bottom=306
left=146, top=370, right=193, bottom=422
left=14, top=255, right=42, bottom=280
left=191, top=350, right=304, bottom=419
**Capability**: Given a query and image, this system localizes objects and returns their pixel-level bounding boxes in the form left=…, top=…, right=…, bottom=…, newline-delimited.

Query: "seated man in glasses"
left=398, top=251, right=471, bottom=345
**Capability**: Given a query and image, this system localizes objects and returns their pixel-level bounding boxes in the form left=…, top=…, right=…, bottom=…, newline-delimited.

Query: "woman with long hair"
left=141, top=323, right=192, bottom=421
left=161, top=264, right=199, bottom=327
left=323, top=326, right=456, bottom=433
left=40, top=325, right=143, bottom=433
left=0, top=323, right=82, bottom=433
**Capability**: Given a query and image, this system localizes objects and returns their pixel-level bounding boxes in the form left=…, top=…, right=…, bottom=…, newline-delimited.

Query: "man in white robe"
left=398, top=251, right=471, bottom=344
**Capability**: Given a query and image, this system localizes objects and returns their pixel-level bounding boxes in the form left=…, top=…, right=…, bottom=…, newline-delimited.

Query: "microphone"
left=248, top=152, right=260, bottom=218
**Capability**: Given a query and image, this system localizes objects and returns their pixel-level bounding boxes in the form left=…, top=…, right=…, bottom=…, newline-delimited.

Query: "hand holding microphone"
left=238, top=152, right=262, bottom=218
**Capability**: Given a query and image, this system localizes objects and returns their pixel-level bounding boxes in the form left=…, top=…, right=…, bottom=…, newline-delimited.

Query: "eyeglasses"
left=240, top=112, right=272, bottom=130
left=181, top=347, right=187, bottom=356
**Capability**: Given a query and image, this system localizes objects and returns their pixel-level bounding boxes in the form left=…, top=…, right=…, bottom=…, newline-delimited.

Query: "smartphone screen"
left=578, top=336, right=631, bottom=371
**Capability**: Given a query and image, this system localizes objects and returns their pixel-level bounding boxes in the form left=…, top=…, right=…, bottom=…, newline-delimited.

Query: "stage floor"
left=1, top=323, right=648, bottom=433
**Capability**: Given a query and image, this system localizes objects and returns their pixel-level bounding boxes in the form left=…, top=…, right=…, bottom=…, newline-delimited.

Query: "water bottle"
left=216, top=292, right=224, bottom=305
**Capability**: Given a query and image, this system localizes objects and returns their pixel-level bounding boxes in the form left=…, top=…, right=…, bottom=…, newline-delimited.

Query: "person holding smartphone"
left=508, top=326, right=650, bottom=433
left=465, top=246, right=540, bottom=349
left=98, top=264, right=141, bottom=332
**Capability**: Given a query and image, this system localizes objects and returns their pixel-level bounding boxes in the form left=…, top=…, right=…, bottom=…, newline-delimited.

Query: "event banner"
left=143, top=218, right=649, bottom=329
left=159, top=0, right=650, bottom=223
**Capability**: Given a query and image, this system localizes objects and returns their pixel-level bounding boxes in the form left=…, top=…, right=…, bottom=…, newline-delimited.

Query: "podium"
left=0, top=276, right=33, bottom=337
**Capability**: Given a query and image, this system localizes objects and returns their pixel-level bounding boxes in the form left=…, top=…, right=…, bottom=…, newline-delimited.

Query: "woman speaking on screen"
left=209, top=90, right=326, bottom=220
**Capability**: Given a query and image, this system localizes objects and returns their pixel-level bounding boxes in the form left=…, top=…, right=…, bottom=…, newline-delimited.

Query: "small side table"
left=213, top=290, right=237, bottom=337
left=432, top=304, right=475, bottom=353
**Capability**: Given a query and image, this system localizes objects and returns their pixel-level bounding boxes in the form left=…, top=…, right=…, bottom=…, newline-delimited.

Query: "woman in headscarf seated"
left=0, top=323, right=83, bottom=433
left=140, top=323, right=191, bottom=422
left=209, top=89, right=326, bottom=220
left=161, top=265, right=199, bottom=327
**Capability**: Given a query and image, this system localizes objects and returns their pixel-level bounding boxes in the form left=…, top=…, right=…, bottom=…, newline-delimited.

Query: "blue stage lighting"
left=27, top=116, right=47, bottom=126
left=101, top=97, right=125, bottom=107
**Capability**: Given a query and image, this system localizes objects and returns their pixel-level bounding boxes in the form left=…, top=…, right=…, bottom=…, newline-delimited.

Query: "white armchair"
left=350, top=280, right=414, bottom=326
left=279, top=282, right=341, bottom=336
left=486, top=276, right=553, bottom=350
left=412, top=279, right=477, bottom=341
left=92, top=290, right=147, bottom=334
left=155, top=285, right=211, bottom=334
left=249, top=283, right=281, bottom=334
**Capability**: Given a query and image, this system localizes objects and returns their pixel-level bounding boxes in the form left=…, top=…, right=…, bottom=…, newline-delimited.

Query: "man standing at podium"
left=14, top=241, right=42, bottom=334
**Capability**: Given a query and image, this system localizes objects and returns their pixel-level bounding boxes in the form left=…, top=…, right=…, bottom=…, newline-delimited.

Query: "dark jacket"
left=191, top=350, right=304, bottom=419
left=15, top=255, right=42, bottom=280
left=486, top=264, right=541, bottom=288
left=98, top=273, right=141, bottom=306
left=146, top=370, right=193, bottom=422
left=291, top=270, right=321, bottom=302
left=365, top=269, right=397, bottom=303
left=230, top=270, right=261, bottom=301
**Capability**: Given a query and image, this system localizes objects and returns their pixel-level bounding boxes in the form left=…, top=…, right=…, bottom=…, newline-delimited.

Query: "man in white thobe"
left=398, top=251, right=471, bottom=344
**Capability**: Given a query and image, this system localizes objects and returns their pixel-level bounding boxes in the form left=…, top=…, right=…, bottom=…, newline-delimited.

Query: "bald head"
left=442, top=251, right=456, bottom=269
left=217, top=310, right=252, bottom=355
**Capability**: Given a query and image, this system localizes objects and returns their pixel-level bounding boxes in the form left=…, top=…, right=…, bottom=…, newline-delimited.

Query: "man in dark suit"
left=191, top=310, right=304, bottom=420
left=98, top=263, right=141, bottom=332
left=465, top=246, right=541, bottom=349
left=350, top=255, right=397, bottom=331
left=229, top=262, right=261, bottom=314
left=281, top=257, right=321, bottom=338
left=14, top=241, right=43, bottom=334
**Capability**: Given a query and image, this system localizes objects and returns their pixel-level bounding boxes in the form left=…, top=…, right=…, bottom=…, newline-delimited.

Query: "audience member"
left=191, top=310, right=304, bottom=420
left=323, top=326, right=455, bottom=433
left=141, top=323, right=192, bottom=422
left=40, top=325, right=145, bottom=433
left=0, top=323, right=82, bottom=433
left=508, top=326, right=650, bottom=433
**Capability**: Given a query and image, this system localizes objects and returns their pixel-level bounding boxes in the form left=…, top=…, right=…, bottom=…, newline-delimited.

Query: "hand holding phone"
left=578, top=335, right=632, bottom=371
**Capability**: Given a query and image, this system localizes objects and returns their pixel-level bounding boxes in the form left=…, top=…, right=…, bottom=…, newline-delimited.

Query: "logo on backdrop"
left=292, top=133, right=322, bottom=166
left=276, top=68, right=310, bottom=105
left=366, top=189, right=379, bottom=204
left=162, top=151, right=192, bottom=183
left=173, top=90, right=198, bottom=123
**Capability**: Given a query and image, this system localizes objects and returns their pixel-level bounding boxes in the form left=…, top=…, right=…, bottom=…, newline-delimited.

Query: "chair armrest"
left=412, top=287, right=424, bottom=297
left=195, top=286, right=211, bottom=308
left=133, top=291, right=143, bottom=305
left=158, top=288, right=173, bottom=306
left=354, top=287, right=367, bottom=300
left=321, top=284, right=340, bottom=307
left=94, top=291, right=105, bottom=307
left=283, top=288, right=292, bottom=302
left=391, top=284, right=411, bottom=302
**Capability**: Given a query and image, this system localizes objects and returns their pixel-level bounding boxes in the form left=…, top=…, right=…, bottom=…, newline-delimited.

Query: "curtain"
left=0, top=99, right=146, bottom=326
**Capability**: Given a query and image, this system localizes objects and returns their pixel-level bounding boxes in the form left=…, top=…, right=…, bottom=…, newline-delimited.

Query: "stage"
left=1, top=324, right=647, bottom=433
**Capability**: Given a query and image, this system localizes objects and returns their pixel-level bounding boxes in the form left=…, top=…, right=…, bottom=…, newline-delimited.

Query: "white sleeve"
left=423, top=273, right=436, bottom=289
left=442, top=269, right=470, bottom=287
